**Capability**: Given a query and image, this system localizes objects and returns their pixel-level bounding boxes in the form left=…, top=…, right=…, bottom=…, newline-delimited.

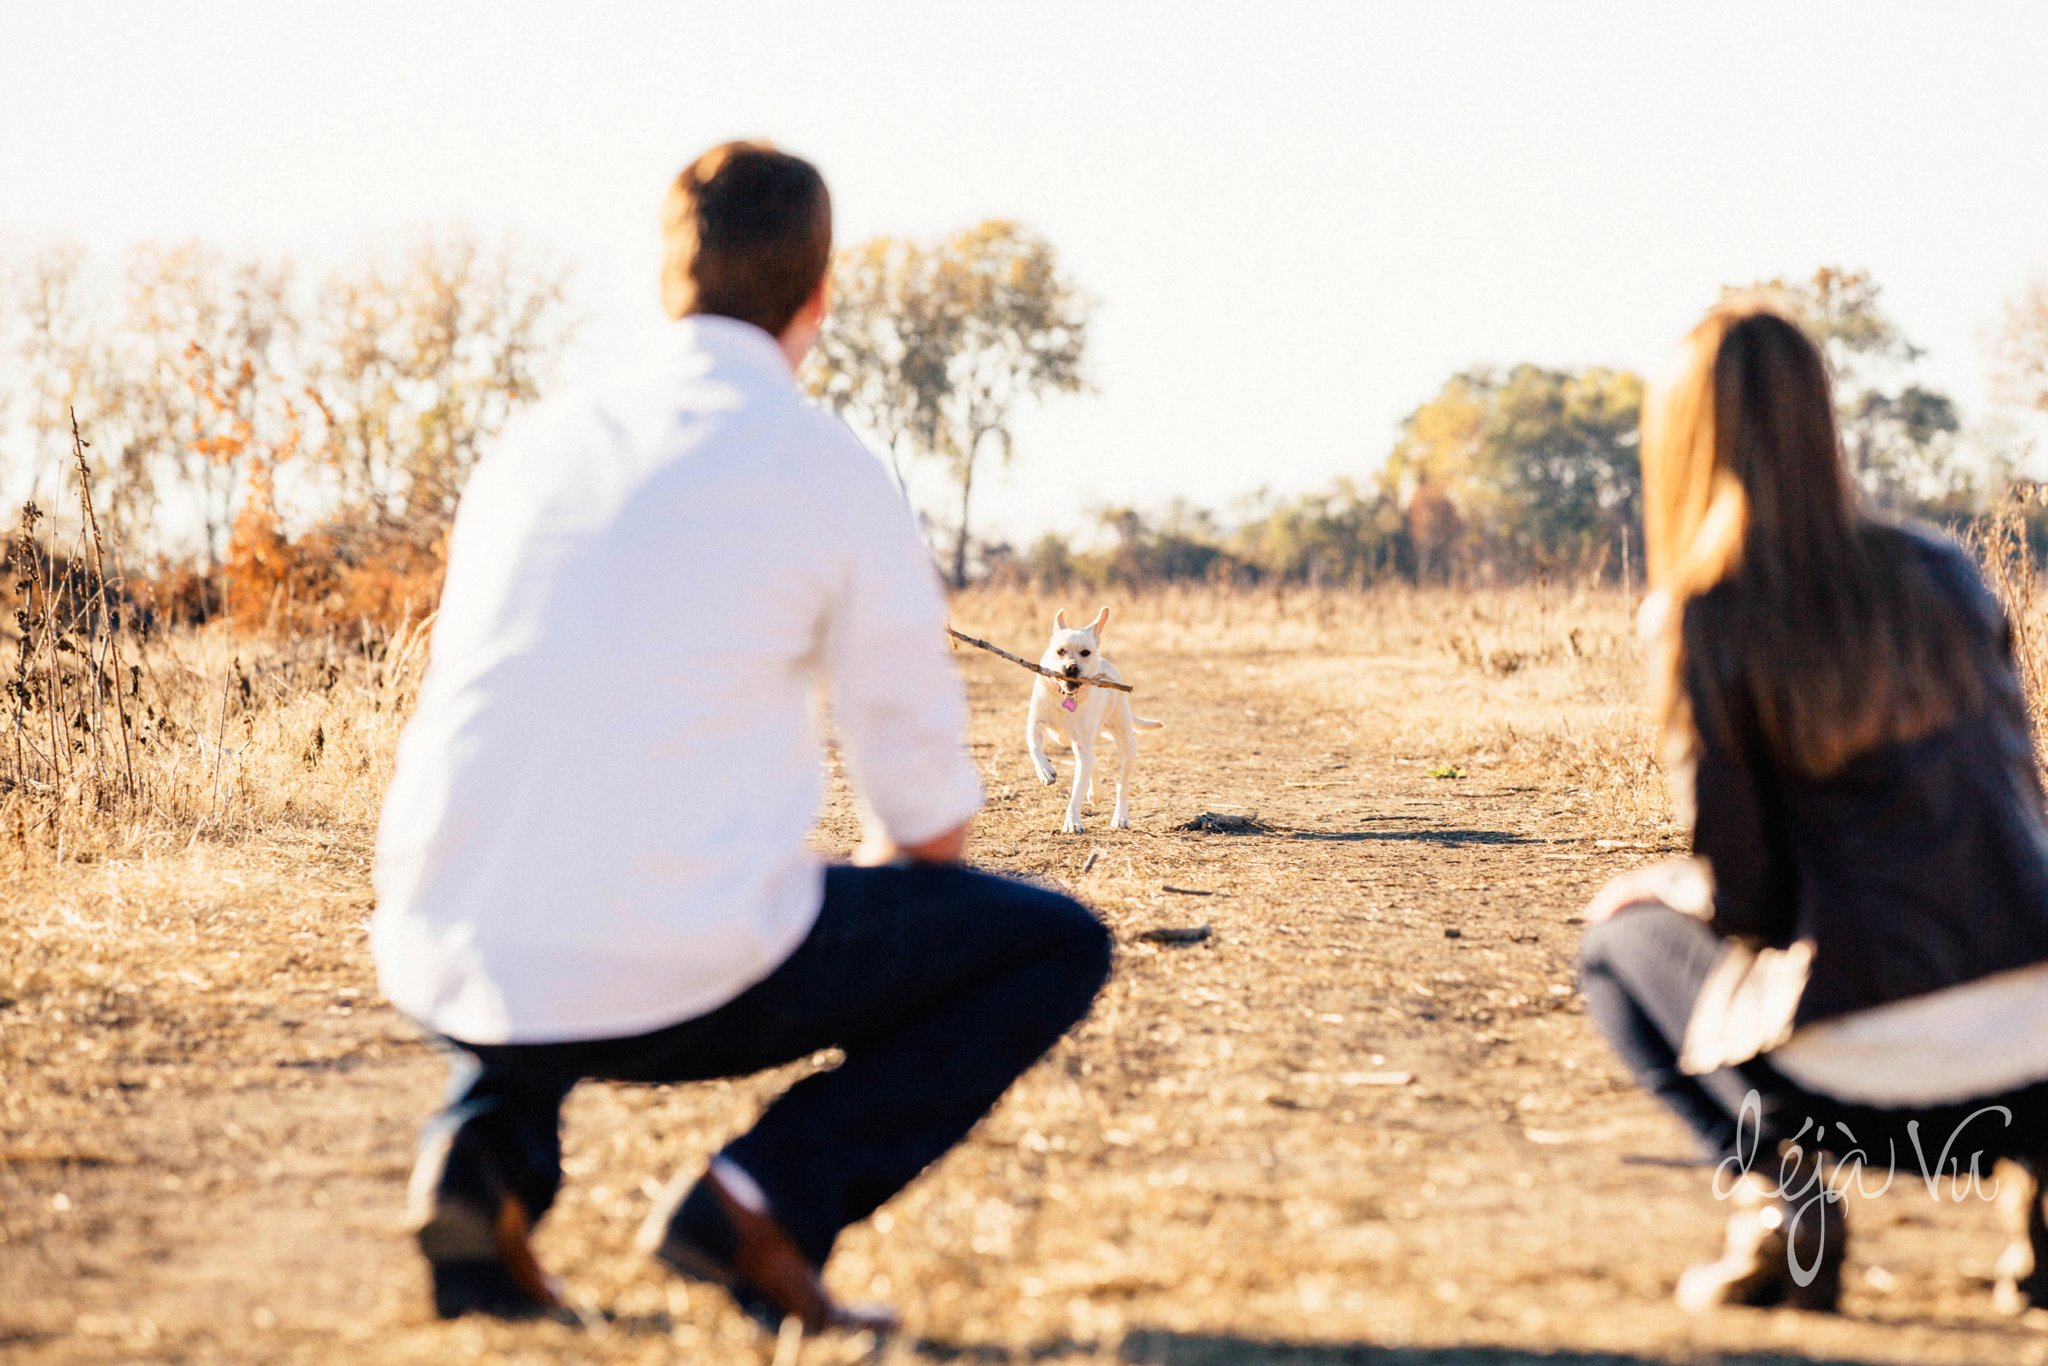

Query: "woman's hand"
left=1582, top=857, right=1714, bottom=925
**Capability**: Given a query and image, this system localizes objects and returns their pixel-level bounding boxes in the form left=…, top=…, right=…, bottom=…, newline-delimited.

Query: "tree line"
left=5, top=229, right=2047, bottom=621
left=959, top=268, right=2038, bottom=590
left=811, top=254, right=2044, bottom=589
left=0, top=233, right=573, bottom=627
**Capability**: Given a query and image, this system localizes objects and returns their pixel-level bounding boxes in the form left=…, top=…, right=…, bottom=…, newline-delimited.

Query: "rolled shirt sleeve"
left=821, top=453, right=984, bottom=847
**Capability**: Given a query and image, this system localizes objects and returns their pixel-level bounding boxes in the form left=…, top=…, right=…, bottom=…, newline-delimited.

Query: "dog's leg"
left=1026, top=691, right=1057, bottom=785
left=1110, top=699, right=1136, bottom=830
left=1086, top=699, right=1105, bottom=801
left=1063, top=734, right=1095, bottom=834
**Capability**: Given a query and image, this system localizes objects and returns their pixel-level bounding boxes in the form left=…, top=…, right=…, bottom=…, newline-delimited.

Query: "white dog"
left=1025, top=607, right=1163, bottom=833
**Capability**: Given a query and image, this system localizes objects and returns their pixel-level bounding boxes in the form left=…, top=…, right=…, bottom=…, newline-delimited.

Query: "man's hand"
left=1582, top=856, right=1714, bottom=926
left=852, top=820, right=970, bottom=868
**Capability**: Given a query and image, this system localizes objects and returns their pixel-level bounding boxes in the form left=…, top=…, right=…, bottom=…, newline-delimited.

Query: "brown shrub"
left=206, top=477, right=446, bottom=643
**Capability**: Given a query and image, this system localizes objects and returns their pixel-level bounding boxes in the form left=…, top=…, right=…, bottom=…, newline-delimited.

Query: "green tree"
left=1489, top=365, right=1644, bottom=563
left=1024, top=530, right=1080, bottom=587
left=1231, top=478, right=1397, bottom=584
left=810, top=220, right=1091, bottom=587
left=1087, top=501, right=1240, bottom=585
left=1380, top=365, right=1642, bottom=578
left=1843, top=384, right=1966, bottom=510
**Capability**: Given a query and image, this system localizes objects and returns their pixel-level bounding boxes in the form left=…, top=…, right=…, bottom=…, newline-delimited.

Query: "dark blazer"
left=1683, top=522, right=2048, bottom=1026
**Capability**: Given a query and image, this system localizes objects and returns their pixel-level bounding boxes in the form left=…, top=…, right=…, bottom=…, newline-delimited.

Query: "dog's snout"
left=1063, top=663, right=1080, bottom=677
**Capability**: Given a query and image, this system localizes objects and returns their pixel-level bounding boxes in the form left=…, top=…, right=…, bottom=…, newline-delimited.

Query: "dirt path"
left=4, top=616, right=2045, bottom=1364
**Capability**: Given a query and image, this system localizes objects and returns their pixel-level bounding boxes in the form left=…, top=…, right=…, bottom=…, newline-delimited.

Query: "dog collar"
left=1062, top=696, right=1078, bottom=711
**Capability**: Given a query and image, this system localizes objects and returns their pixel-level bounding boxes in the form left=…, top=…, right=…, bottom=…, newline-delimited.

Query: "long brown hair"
left=1642, top=298, right=1984, bottom=777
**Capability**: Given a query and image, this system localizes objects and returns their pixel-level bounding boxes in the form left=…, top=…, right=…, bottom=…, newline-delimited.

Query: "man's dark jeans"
left=1579, top=903, right=2048, bottom=1171
left=422, top=863, right=1112, bottom=1266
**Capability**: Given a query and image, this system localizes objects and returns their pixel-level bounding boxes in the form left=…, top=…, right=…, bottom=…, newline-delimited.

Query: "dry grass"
left=1, top=426, right=432, bottom=876
left=2, top=624, right=424, bottom=847
left=1966, top=483, right=2048, bottom=757
left=5, top=582, right=2047, bottom=1365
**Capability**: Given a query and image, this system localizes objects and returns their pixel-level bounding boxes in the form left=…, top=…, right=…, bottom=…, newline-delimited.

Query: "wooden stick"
left=945, top=626, right=1136, bottom=693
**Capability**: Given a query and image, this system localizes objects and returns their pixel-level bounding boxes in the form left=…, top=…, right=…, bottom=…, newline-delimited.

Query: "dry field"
left=4, top=584, right=2046, bottom=1365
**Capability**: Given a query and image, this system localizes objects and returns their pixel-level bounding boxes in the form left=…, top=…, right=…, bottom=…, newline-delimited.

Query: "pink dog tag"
left=1062, top=696, right=1078, bottom=711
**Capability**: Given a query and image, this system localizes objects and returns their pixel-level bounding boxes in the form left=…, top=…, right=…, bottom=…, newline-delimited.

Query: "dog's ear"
left=1088, top=607, right=1110, bottom=637
left=1054, top=608, right=1069, bottom=630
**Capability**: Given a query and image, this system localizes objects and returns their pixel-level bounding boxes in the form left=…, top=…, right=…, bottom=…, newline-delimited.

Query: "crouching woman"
left=1578, top=298, right=2048, bottom=1314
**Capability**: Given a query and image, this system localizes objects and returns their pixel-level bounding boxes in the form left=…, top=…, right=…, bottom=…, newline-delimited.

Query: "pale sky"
left=5, top=1, right=2048, bottom=542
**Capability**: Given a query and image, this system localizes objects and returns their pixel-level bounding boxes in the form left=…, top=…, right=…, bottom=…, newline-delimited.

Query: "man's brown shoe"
left=638, top=1166, right=897, bottom=1335
left=409, top=1130, right=567, bottom=1321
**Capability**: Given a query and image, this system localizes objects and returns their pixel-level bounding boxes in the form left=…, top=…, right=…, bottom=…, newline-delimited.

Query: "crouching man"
left=369, top=141, right=1112, bottom=1333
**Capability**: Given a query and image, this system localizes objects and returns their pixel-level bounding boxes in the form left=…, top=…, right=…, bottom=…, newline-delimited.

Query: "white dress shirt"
left=371, top=316, right=984, bottom=1045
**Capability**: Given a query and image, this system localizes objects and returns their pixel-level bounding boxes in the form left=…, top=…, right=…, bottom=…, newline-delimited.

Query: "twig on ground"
left=1173, top=812, right=1270, bottom=835
left=1137, top=924, right=1213, bottom=946
left=945, top=626, right=1136, bottom=693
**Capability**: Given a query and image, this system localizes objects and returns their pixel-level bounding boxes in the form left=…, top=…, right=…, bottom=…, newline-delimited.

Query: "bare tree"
left=1994, top=276, right=2048, bottom=416
left=123, top=242, right=299, bottom=559
left=11, top=244, right=99, bottom=508
left=310, top=231, right=573, bottom=534
left=0, top=231, right=572, bottom=583
left=811, top=220, right=1090, bottom=587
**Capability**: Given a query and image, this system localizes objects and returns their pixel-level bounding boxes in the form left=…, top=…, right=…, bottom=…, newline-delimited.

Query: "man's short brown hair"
left=660, top=141, right=832, bottom=336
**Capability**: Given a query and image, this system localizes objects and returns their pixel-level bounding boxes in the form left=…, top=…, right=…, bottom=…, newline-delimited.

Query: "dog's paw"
left=1060, top=815, right=1086, bottom=835
left=1033, top=760, right=1058, bottom=786
left=1111, top=810, right=1131, bottom=831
